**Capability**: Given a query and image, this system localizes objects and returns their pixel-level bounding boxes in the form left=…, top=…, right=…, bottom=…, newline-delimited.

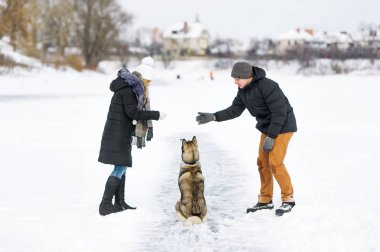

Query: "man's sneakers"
left=246, top=201, right=295, bottom=216
left=275, top=202, right=295, bottom=216
left=246, top=200, right=274, bottom=213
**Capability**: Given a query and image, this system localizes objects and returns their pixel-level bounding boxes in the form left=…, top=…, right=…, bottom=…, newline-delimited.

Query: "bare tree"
left=27, top=0, right=42, bottom=49
left=47, top=0, right=75, bottom=56
left=29, top=0, right=74, bottom=58
left=0, top=1, right=6, bottom=38
left=247, top=38, right=260, bottom=59
left=0, top=0, right=30, bottom=50
left=73, top=0, right=131, bottom=68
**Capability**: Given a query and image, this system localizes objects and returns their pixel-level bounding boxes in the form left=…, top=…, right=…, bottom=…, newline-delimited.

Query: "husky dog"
left=175, top=136, right=207, bottom=225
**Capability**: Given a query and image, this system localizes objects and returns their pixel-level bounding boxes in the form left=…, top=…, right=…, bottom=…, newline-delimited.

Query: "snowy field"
left=0, top=61, right=379, bottom=252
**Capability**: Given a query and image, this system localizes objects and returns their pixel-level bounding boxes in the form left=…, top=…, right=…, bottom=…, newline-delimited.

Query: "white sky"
left=119, top=0, right=380, bottom=39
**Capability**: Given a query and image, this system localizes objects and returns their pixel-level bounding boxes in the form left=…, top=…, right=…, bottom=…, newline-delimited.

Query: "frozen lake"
left=0, top=63, right=379, bottom=251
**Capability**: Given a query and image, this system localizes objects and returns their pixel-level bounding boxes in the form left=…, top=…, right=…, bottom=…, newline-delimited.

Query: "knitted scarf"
left=132, top=87, right=153, bottom=149
left=118, top=68, right=152, bottom=149
left=118, top=68, right=145, bottom=110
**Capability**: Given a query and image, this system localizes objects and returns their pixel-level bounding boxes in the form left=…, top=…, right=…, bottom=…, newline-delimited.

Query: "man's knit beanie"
left=231, top=62, right=253, bottom=79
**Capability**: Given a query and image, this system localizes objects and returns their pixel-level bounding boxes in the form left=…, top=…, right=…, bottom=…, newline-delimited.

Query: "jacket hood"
left=252, top=66, right=266, bottom=81
left=110, top=77, right=129, bottom=92
left=240, top=66, right=267, bottom=91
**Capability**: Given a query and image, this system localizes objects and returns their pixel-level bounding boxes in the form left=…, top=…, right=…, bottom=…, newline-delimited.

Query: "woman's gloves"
left=146, top=127, right=153, bottom=141
left=159, top=112, right=167, bottom=120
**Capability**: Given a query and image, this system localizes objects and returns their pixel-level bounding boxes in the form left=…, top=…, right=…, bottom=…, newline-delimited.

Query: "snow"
left=323, top=32, right=354, bottom=44
left=0, top=37, right=42, bottom=68
left=1, top=59, right=380, bottom=252
left=277, top=29, right=355, bottom=46
left=277, top=29, right=314, bottom=41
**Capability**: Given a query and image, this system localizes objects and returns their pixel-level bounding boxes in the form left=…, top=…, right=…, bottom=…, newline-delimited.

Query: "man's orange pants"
left=257, top=132, right=294, bottom=203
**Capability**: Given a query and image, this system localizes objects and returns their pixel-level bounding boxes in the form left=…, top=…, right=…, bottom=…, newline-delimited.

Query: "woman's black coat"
left=98, top=77, right=159, bottom=167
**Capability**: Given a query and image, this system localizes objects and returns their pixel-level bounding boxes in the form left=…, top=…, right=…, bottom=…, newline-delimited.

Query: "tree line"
left=0, top=0, right=131, bottom=69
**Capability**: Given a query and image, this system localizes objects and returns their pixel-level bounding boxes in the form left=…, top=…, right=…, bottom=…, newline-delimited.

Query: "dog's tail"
left=185, top=216, right=203, bottom=225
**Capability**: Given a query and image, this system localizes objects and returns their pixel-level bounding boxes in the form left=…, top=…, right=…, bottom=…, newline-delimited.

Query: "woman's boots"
left=99, top=176, right=123, bottom=216
left=115, top=174, right=136, bottom=211
left=99, top=174, right=136, bottom=216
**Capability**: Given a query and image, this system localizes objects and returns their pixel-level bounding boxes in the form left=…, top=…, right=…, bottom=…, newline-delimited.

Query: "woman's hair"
left=132, top=71, right=143, bottom=82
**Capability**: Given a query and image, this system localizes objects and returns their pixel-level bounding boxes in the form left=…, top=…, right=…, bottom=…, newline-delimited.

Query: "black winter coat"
left=214, top=67, right=297, bottom=139
left=98, top=77, right=160, bottom=167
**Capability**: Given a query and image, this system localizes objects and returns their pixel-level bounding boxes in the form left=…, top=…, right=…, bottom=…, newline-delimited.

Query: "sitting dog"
left=175, top=136, right=207, bottom=225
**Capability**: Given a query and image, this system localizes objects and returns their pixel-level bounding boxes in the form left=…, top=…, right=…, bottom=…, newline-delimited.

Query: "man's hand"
left=196, top=112, right=216, bottom=125
left=263, top=136, right=275, bottom=152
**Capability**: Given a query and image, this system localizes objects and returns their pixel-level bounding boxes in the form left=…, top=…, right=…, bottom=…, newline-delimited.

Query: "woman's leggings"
left=110, top=165, right=127, bottom=179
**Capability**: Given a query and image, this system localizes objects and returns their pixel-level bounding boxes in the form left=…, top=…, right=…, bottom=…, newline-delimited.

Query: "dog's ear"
left=181, top=139, right=187, bottom=149
left=192, top=136, right=198, bottom=146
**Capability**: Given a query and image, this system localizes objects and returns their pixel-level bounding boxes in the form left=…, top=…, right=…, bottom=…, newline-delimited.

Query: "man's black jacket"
left=214, top=66, right=297, bottom=139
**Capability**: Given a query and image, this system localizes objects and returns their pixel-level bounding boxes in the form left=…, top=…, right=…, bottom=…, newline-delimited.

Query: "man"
left=196, top=62, right=297, bottom=216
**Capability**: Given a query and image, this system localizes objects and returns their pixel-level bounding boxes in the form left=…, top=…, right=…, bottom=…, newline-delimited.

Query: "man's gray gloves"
left=196, top=112, right=216, bottom=125
left=263, top=136, right=275, bottom=152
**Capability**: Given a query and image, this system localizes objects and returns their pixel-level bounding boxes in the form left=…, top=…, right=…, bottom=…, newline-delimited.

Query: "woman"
left=98, top=57, right=166, bottom=216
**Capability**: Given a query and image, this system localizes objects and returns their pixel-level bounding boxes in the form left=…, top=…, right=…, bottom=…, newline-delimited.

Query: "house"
left=277, top=28, right=358, bottom=56
left=162, top=21, right=210, bottom=57
left=276, top=28, right=314, bottom=55
left=355, top=25, right=380, bottom=54
left=324, top=31, right=354, bottom=50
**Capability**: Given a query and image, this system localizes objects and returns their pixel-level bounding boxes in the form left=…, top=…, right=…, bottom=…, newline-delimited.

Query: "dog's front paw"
left=185, top=216, right=203, bottom=225
left=176, top=211, right=187, bottom=222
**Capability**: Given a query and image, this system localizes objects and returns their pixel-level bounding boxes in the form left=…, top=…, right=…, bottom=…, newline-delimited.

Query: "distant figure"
left=209, top=71, right=214, bottom=81
left=177, top=74, right=181, bottom=80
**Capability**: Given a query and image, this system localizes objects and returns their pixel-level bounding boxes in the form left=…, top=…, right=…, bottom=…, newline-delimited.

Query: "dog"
left=175, top=136, right=207, bottom=225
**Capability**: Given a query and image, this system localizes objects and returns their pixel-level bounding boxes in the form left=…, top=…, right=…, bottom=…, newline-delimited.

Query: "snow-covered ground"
left=0, top=59, right=379, bottom=252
